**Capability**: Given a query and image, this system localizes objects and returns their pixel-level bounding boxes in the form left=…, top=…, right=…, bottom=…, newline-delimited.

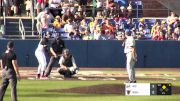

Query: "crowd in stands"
left=151, top=12, right=180, bottom=41
left=35, top=0, right=135, bottom=39
left=1, top=0, right=179, bottom=40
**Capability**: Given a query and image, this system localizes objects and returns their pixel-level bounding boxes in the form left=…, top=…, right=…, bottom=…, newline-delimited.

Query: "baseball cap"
left=161, top=20, right=166, bottom=24
left=7, top=41, right=14, bottom=48
left=139, top=18, right=144, bottom=22
left=125, top=29, right=131, bottom=36
left=55, top=15, right=60, bottom=19
left=44, top=7, right=49, bottom=11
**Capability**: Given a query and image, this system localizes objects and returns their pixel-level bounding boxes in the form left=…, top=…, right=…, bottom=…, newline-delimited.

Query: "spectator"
left=82, top=30, right=93, bottom=40
left=131, top=28, right=136, bottom=37
left=114, top=0, right=129, bottom=17
left=74, top=13, right=84, bottom=23
left=152, top=26, right=161, bottom=40
left=114, top=17, right=120, bottom=25
left=37, top=14, right=49, bottom=37
left=115, top=24, right=120, bottom=33
left=101, top=17, right=107, bottom=25
left=173, top=18, right=180, bottom=28
left=77, top=5, right=83, bottom=16
left=77, top=0, right=87, bottom=16
left=174, top=24, right=180, bottom=35
left=127, top=1, right=133, bottom=18
left=96, top=0, right=103, bottom=9
left=64, top=19, right=75, bottom=38
left=120, top=6, right=126, bottom=17
left=173, top=24, right=180, bottom=40
left=161, top=20, right=168, bottom=35
left=158, top=31, right=165, bottom=41
left=93, top=25, right=102, bottom=40
left=49, top=0, right=61, bottom=8
left=61, top=0, right=76, bottom=15
left=62, top=9, right=75, bottom=23
left=126, top=18, right=134, bottom=30
left=57, top=48, right=79, bottom=78
left=171, top=32, right=179, bottom=40
left=48, top=0, right=62, bottom=17
left=4, top=0, right=20, bottom=16
left=53, top=15, right=63, bottom=32
left=37, top=7, right=54, bottom=24
left=36, top=7, right=54, bottom=37
left=89, top=18, right=98, bottom=33
left=98, top=30, right=108, bottom=40
left=167, top=12, right=178, bottom=34
left=151, top=20, right=160, bottom=37
left=167, top=12, right=177, bottom=26
left=102, top=19, right=115, bottom=32
left=25, top=0, right=32, bottom=17
left=69, top=30, right=82, bottom=40
left=79, top=19, right=89, bottom=35
left=119, top=17, right=127, bottom=29
left=96, top=0, right=103, bottom=17
left=115, top=24, right=125, bottom=38
left=135, top=29, right=144, bottom=40
left=138, top=18, right=146, bottom=31
left=105, top=29, right=115, bottom=40
left=36, top=0, right=48, bottom=14
left=73, top=18, right=80, bottom=33
left=106, top=0, right=116, bottom=17
left=116, top=31, right=125, bottom=40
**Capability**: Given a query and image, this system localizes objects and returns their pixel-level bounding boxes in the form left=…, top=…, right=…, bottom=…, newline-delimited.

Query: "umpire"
left=44, top=35, right=65, bottom=77
left=0, top=41, right=21, bottom=101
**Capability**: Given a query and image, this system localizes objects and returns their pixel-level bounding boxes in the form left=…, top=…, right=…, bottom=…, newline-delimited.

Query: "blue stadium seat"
left=114, top=0, right=129, bottom=7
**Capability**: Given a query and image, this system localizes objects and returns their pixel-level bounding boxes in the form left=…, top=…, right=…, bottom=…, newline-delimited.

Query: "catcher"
left=57, top=48, right=79, bottom=78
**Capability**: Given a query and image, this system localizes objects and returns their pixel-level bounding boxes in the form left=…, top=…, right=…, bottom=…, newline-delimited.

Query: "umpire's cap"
left=7, top=41, right=14, bottom=49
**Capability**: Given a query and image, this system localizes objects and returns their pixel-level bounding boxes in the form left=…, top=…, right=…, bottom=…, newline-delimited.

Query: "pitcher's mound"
left=47, top=84, right=180, bottom=95
left=48, top=84, right=124, bottom=94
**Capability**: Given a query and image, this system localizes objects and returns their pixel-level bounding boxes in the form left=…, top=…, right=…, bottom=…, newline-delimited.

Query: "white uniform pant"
left=35, top=50, right=47, bottom=76
left=126, top=52, right=136, bottom=81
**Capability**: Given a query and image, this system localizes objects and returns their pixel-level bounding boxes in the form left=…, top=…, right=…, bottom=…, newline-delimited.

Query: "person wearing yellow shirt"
left=53, top=16, right=63, bottom=30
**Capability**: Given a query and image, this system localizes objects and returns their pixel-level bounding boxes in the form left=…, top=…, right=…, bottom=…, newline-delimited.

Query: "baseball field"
left=1, top=67, right=180, bottom=101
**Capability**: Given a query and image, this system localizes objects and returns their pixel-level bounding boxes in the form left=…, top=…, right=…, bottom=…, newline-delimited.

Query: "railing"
left=31, top=0, right=35, bottom=36
left=0, top=0, right=6, bottom=35
left=19, top=19, right=26, bottom=39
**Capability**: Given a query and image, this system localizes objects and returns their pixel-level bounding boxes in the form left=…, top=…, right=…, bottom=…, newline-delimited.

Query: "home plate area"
left=18, top=69, right=179, bottom=81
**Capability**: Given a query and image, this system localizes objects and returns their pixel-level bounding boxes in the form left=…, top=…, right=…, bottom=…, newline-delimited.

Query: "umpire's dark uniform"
left=45, top=37, right=65, bottom=77
left=0, top=50, right=18, bottom=101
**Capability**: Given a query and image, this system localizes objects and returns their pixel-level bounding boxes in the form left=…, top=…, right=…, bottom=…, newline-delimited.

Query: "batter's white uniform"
left=35, top=40, right=47, bottom=77
left=124, top=36, right=136, bottom=82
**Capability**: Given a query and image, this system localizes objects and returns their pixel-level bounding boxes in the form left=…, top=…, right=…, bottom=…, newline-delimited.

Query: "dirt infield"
left=1, top=67, right=180, bottom=81
left=47, top=84, right=180, bottom=95
left=1, top=67, right=180, bottom=95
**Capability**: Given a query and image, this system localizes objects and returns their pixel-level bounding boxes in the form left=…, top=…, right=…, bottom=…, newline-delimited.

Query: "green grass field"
left=1, top=69, right=180, bottom=101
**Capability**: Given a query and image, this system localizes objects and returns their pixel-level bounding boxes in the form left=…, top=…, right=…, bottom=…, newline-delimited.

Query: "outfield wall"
left=0, top=40, right=180, bottom=68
